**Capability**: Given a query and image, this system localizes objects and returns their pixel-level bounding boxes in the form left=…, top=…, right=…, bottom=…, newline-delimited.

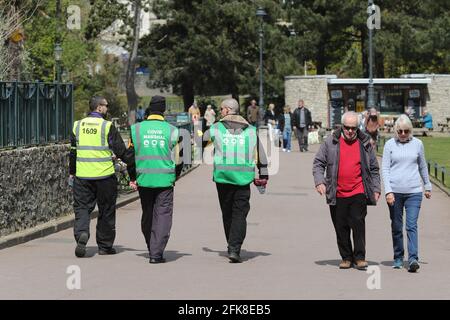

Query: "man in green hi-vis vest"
left=69, top=96, right=134, bottom=258
left=203, top=98, right=269, bottom=263
left=127, top=96, right=184, bottom=264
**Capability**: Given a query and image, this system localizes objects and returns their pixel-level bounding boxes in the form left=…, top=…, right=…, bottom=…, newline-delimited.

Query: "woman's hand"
left=386, top=193, right=395, bottom=206
left=425, top=190, right=432, bottom=199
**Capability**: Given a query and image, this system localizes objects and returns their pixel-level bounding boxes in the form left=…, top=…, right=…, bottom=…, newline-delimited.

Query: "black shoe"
left=75, top=232, right=88, bottom=258
left=408, top=260, right=420, bottom=273
left=149, top=257, right=166, bottom=264
left=228, top=252, right=242, bottom=263
left=98, top=248, right=117, bottom=255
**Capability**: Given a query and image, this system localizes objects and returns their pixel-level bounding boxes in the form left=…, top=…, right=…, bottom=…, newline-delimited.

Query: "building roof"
left=327, top=78, right=431, bottom=85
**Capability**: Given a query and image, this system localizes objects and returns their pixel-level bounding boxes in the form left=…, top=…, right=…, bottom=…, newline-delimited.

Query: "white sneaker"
left=282, top=148, right=286, bottom=152
left=287, top=150, right=291, bottom=152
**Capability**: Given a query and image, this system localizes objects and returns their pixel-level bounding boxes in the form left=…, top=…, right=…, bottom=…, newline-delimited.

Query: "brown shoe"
left=339, top=260, right=352, bottom=269
left=355, top=260, right=368, bottom=270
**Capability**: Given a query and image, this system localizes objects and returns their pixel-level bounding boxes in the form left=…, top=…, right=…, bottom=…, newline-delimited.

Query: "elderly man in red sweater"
left=312, top=111, right=381, bottom=270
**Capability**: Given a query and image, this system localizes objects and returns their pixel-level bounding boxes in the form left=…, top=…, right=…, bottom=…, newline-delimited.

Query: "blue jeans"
left=283, top=129, right=292, bottom=151
left=388, top=192, right=422, bottom=263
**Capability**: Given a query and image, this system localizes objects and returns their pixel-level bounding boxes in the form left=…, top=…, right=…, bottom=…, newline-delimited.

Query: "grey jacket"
left=312, top=128, right=381, bottom=206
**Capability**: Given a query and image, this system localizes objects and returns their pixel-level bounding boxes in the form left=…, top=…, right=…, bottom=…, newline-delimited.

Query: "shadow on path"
left=202, top=247, right=271, bottom=262
left=136, top=250, right=192, bottom=262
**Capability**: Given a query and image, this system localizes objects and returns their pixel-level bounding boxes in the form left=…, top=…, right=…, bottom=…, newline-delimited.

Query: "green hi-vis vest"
left=131, top=120, right=179, bottom=188
left=73, top=117, right=114, bottom=179
left=210, top=122, right=257, bottom=186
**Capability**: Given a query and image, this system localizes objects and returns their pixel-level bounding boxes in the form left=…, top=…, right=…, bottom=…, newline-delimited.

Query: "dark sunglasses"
left=397, top=129, right=410, bottom=134
left=343, top=125, right=357, bottom=131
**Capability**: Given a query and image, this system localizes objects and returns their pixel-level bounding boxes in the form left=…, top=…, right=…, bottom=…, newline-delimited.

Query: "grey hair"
left=394, top=114, right=413, bottom=140
left=89, top=96, right=106, bottom=111
left=221, top=98, right=240, bottom=115
left=341, top=111, right=360, bottom=126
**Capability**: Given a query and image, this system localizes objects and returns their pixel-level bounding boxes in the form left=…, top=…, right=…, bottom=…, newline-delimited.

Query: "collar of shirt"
left=147, top=114, right=164, bottom=120
left=88, top=112, right=104, bottom=118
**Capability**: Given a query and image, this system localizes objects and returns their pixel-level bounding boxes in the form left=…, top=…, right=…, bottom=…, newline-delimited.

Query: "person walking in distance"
left=292, top=99, right=312, bottom=152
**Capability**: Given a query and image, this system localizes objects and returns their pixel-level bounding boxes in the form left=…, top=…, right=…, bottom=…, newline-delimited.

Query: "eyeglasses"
left=343, top=125, right=357, bottom=131
left=100, top=103, right=108, bottom=107
left=397, top=129, right=410, bottom=134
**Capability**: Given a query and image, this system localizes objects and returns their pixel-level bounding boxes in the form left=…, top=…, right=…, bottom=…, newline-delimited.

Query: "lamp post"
left=54, top=0, right=62, bottom=82
left=54, top=43, right=62, bottom=82
left=367, top=0, right=375, bottom=109
left=256, top=7, right=267, bottom=111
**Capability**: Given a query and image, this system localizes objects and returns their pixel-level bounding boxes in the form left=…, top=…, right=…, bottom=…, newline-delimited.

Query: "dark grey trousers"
left=73, top=176, right=117, bottom=250
left=296, top=127, right=309, bottom=151
left=138, top=186, right=174, bottom=259
left=216, top=183, right=251, bottom=254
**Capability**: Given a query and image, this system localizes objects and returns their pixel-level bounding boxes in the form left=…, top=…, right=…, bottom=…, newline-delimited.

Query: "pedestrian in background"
left=382, top=114, right=432, bottom=272
left=292, top=99, right=312, bottom=152
left=313, top=111, right=381, bottom=270
left=278, top=105, right=293, bottom=152
left=128, top=96, right=183, bottom=264
left=70, top=96, right=134, bottom=258
left=246, top=99, right=260, bottom=127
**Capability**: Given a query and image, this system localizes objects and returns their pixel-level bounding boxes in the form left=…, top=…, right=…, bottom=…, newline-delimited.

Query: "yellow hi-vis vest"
left=73, top=116, right=115, bottom=179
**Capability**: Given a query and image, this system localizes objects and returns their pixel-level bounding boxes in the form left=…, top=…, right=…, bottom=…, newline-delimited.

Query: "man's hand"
left=68, top=175, right=74, bottom=188
left=316, top=183, right=326, bottom=196
left=254, top=178, right=267, bottom=187
left=386, top=193, right=395, bottom=206
left=129, top=180, right=138, bottom=191
left=425, top=190, right=432, bottom=199
left=374, top=192, right=380, bottom=202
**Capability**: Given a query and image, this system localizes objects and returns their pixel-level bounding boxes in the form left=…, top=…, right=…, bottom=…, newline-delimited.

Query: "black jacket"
left=277, top=112, right=292, bottom=132
left=292, top=107, right=312, bottom=128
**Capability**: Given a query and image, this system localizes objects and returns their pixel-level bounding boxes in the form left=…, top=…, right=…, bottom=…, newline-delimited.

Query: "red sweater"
left=336, top=136, right=365, bottom=198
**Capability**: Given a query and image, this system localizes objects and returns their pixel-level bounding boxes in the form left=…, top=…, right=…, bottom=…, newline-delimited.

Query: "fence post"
left=442, top=167, right=446, bottom=186
left=427, top=161, right=431, bottom=175
left=434, top=162, right=438, bottom=179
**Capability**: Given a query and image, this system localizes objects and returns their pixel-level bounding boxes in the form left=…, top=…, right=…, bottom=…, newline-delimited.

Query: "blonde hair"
left=394, top=114, right=413, bottom=140
left=283, top=105, right=291, bottom=113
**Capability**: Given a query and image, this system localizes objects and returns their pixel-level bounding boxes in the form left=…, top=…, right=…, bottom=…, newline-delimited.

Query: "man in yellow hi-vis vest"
left=69, top=96, right=134, bottom=258
left=202, top=98, right=269, bottom=263
left=127, top=96, right=184, bottom=264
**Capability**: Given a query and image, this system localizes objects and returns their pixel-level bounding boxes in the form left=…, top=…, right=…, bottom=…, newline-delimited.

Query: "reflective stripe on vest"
left=211, top=122, right=257, bottom=185
left=131, top=120, right=178, bottom=188
left=73, top=117, right=114, bottom=179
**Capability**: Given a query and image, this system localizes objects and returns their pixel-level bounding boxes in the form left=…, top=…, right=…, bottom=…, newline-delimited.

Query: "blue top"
left=382, top=137, right=432, bottom=194
left=422, top=113, right=433, bottom=129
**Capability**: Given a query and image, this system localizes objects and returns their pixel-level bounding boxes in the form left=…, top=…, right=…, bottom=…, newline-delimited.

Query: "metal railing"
left=0, top=81, right=73, bottom=149
left=428, top=161, right=448, bottom=187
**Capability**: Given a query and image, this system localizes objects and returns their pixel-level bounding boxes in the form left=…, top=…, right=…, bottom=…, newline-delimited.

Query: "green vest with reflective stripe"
left=73, top=117, right=114, bottom=179
left=210, top=122, right=257, bottom=185
left=131, top=120, right=179, bottom=188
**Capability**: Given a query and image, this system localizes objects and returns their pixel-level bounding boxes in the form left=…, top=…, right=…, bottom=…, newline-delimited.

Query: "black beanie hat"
left=148, top=95, right=166, bottom=114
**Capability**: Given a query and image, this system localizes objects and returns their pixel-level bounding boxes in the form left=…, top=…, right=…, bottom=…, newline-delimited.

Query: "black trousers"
left=329, top=193, right=367, bottom=261
left=296, top=127, right=308, bottom=151
left=73, top=176, right=117, bottom=250
left=138, top=186, right=174, bottom=259
left=216, top=183, right=251, bottom=254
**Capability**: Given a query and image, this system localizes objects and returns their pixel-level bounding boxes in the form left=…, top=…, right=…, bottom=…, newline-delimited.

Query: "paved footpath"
left=1, top=142, right=450, bottom=300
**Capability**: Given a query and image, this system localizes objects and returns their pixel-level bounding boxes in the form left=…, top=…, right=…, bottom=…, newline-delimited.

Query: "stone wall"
left=285, top=75, right=337, bottom=127
left=0, top=144, right=72, bottom=237
left=426, top=75, right=450, bottom=127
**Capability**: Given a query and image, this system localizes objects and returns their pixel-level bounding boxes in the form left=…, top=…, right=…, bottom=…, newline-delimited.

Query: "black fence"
left=0, top=81, right=73, bottom=149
